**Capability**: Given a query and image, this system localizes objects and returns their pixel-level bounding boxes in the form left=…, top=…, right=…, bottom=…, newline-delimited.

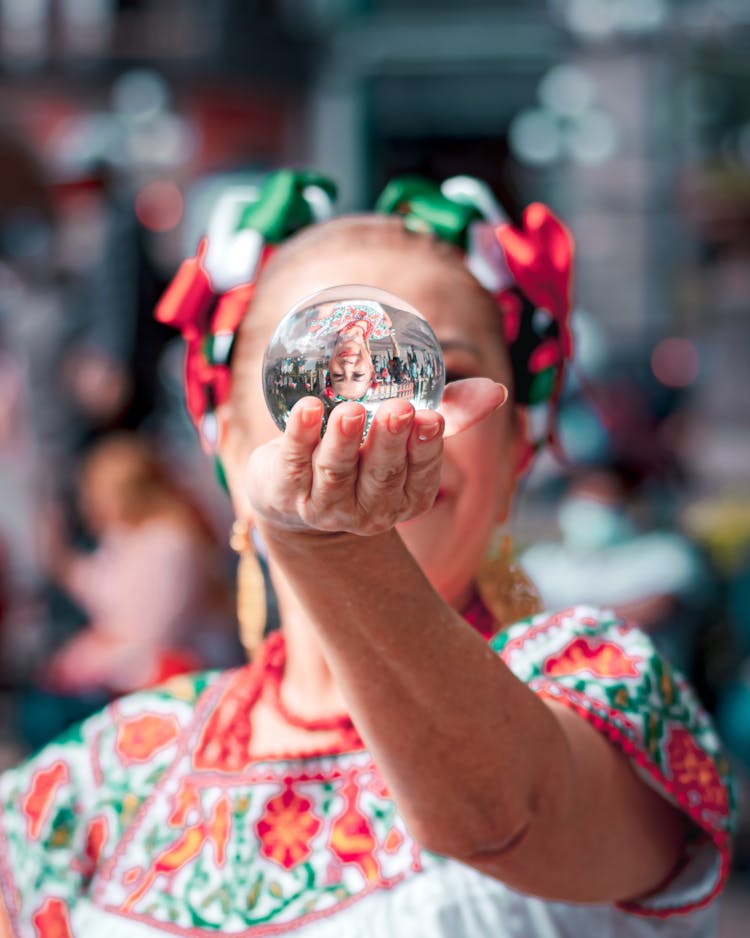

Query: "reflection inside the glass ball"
left=262, top=286, right=445, bottom=435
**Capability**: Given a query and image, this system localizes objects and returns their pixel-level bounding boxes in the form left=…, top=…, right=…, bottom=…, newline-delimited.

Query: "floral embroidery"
left=115, top=713, right=180, bottom=764
left=84, top=816, right=108, bottom=872
left=31, top=896, right=73, bottom=938
left=494, top=605, right=736, bottom=916
left=329, top=771, right=382, bottom=883
left=0, top=607, right=735, bottom=933
left=256, top=780, right=323, bottom=870
left=168, top=780, right=201, bottom=826
left=23, top=761, right=69, bottom=840
left=666, top=727, right=729, bottom=818
left=543, top=635, right=642, bottom=679
left=308, top=304, right=393, bottom=341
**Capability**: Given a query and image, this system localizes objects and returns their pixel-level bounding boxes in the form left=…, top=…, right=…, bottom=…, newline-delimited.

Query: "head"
left=328, top=323, right=376, bottom=400
left=219, top=216, right=523, bottom=608
left=77, top=432, right=213, bottom=541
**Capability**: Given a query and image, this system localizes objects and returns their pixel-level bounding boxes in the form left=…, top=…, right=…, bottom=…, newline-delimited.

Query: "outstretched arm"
left=247, top=387, right=687, bottom=905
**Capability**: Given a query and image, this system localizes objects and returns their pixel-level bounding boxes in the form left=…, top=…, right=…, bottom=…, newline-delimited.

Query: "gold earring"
left=230, top=520, right=267, bottom=659
left=476, top=531, right=543, bottom=628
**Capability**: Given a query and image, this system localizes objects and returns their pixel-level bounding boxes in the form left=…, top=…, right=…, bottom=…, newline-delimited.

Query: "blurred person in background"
left=521, top=466, right=715, bottom=677
left=31, top=433, right=239, bottom=706
left=37, top=432, right=238, bottom=690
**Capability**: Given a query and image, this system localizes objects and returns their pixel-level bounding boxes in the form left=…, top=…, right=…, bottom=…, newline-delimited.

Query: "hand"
left=246, top=378, right=506, bottom=537
left=41, top=630, right=112, bottom=695
left=40, top=629, right=156, bottom=695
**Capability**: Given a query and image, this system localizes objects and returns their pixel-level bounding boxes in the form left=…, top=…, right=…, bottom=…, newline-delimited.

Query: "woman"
left=0, top=170, right=733, bottom=936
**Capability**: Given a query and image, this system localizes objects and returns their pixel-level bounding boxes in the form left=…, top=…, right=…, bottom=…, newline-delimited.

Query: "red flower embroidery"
left=124, top=793, right=232, bottom=913
left=543, top=637, right=641, bottom=679
left=123, top=825, right=207, bottom=913
left=115, top=713, right=180, bottom=764
left=23, top=761, right=69, bottom=840
left=256, top=781, right=322, bottom=870
left=169, top=781, right=201, bottom=826
left=383, top=826, right=404, bottom=854
left=206, top=795, right=231, bottom=868
left=666, top=726, right=729, bottom=817
left=84, top=815, right=108, bottom=871
left=329, top=774, right=383, bottom=884
left=32, top=897, right=73, bottom=938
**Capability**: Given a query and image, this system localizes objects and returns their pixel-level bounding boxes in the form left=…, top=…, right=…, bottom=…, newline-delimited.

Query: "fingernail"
left=340, top=412, right=365, bottom=437
left=300, top=404, right=321, bottom=428
left=417, top=420, right=441, bottom=442
left=388, top=411, right=413, bottom=435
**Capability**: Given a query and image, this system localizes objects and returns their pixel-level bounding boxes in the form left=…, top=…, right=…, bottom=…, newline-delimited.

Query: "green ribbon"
left=375, top=176, right=482, bottom=249
left=235, top=170, right=337, bottom=244
left=528, top=367, right=557, bottom=405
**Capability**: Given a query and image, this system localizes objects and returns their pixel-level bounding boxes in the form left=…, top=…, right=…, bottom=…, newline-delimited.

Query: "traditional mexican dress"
left=0, top=606, right=735, bottom=937
left=308, top=304, right=394, bottom=342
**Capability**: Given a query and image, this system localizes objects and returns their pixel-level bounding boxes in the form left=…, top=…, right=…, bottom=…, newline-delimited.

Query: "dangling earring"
left=229, top=520, right=267, bottom=659
left=476, top=529, right=543, bottom=629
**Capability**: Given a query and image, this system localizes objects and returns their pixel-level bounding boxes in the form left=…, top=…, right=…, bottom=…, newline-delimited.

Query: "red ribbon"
left=154, top=240, right=272, bottom=425
left=495, top=203, right=574, bottom=360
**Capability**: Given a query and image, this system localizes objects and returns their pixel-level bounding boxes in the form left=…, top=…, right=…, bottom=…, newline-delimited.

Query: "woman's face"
left=329, top=326, right=375, bottom=400
left=224, top=234, right=518, bottom=608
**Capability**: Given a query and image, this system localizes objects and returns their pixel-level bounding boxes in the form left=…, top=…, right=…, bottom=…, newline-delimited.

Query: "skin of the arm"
left=248, top=391, right=687, bottom=905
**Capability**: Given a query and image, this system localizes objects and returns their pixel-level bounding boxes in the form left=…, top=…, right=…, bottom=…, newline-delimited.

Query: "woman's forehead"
left=253, top=240, right=500, bottom=341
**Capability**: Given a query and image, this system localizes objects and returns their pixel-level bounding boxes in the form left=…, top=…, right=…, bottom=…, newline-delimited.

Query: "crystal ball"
left=262, top=285, right=445, bottom=434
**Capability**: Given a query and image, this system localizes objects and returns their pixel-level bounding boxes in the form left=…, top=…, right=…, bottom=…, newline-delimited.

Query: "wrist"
left=255, top=519, right=388, bottom=559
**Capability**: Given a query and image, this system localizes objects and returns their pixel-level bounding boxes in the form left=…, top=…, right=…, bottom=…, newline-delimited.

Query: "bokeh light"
left=563, top=108, right=618, bottom=165
left=538, top=65, right=596, bottom=118
left=508, top=108, right=562, bottom=167
left=111, top=69, right=170, bottom=122
left=651, top=337, right=701, bottom=388
left=134, top=180, right=184, bottom=232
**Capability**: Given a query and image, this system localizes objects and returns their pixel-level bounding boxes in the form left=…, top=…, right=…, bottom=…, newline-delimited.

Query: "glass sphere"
left=262, top=285, right=445, bottom=434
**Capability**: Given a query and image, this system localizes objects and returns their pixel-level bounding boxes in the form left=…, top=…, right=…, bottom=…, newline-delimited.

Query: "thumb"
left=438, top=378, right=508, bottom=438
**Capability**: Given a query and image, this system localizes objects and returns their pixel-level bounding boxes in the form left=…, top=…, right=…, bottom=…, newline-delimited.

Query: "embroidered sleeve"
left=491, top=605, right=736, bottom=918
left=0, top=719, right=100, bottom=937
left=0, top=675, right=209, bottom=936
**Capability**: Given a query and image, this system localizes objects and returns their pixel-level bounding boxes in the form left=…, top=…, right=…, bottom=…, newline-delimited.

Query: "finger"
left=403, top=410, right=445, bottom=513
left=251, top=397, right=323, bottom=505
left=438, top=378, right=508, bottom=438
left=308, top=403, right=366, bottom=518
left=357, top=399, right=414, bottom=521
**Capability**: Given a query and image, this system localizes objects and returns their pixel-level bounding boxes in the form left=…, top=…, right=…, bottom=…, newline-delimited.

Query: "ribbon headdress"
left=156, top=169, right=574, bottom=469
left=155, top=170, right=336, bottom=445
left=376, top=175, right=574, bottom=469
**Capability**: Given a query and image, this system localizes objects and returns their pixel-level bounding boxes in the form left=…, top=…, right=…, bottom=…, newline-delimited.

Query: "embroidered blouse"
left=0, top=607, right=735, bottom=937
left=308, top=303, right=394, bottom=342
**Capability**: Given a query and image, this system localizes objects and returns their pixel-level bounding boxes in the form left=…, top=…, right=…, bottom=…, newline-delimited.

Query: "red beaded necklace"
left=194, top=594, right=500, bottom=769
left=261, top=630, right=358, bottom=737
left=260, top=593, right=498, bottom=732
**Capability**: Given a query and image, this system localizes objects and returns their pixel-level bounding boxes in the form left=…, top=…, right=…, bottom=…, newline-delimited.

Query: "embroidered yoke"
left=0, top=607, right=735, bottom=937
left=308, top=304, right=394, bottom=342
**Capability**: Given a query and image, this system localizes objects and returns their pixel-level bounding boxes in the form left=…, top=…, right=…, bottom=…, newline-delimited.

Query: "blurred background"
left=0, top=0, right=748, bottom=927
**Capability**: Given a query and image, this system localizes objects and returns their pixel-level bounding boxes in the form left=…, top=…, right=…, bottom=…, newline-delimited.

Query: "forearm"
left=259, top=522, right=569, bottom=859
